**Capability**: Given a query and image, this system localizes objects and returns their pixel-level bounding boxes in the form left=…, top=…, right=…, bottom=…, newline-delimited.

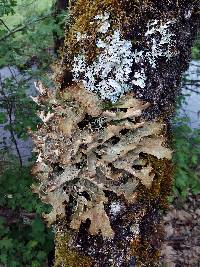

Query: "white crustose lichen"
left=145, top=19, right=176, bottom=67
left=110, top=202, right=122, bottom=215
left=72, top=12, right=146, bottom=102
left=72, top=13, right=176, bottom=102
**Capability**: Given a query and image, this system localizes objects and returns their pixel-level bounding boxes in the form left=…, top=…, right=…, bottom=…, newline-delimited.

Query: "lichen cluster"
left=32, top=81, right=171, bottom=240
left=56, top=0, right=179, bottom=117
left=56, top=0, right=199, bottom=122
left=68, top=10, right=176, bottom=103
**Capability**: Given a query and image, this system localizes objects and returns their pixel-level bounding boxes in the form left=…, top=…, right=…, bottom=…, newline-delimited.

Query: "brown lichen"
left=32, top=82, right=172, bottom=239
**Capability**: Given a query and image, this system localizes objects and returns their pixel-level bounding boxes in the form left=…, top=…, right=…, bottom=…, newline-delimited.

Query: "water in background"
left=181, top=60, right=200, bottom=128
left=0, top=66, right=36, bottom=164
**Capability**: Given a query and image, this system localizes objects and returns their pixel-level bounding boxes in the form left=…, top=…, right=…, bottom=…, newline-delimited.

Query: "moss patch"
left=137, top=156, right=173, bottom=209
left=54, top=230, right=93, bottom=267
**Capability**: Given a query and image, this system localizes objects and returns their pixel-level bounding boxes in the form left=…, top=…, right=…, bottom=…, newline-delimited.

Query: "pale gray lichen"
left=132, top=69, right=146, bottom=88
left=72, top=29, right=135, bottom=102
left=110, top=202, right=123, bottom=216
left=95, top=12, right=111, bottom=33
left=72, top=13, right=145, bottom=103
left=76, top=32, right=87, bottom=42
left=184, top=10, right=192, bottom=19
left=145, top=19, right=176, bottom=67
left=130, top=222, right=140, bottom=237
left=72, top=15, right=176, bottom=102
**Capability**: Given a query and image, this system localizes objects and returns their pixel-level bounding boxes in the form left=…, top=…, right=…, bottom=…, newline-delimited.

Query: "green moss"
left=137, top=156, right=173, bottom=209
left=62, top=0, right=129, bottom=67
left=54, top=230, right=93, bottom=267
left=101, top=101, right=116, bottom=110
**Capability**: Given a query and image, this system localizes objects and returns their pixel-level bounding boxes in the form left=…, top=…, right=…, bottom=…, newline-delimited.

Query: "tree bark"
left=32, top=1, right=200, bottom=266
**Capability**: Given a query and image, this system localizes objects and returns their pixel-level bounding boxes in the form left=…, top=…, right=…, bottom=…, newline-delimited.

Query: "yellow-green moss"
left=128, top=153, right=172, bottom=266
left=137, top=156, right=173, bottom=209
left=54, top=230, right=93, bottom=267
left=62, top=0, right=130, bottom=65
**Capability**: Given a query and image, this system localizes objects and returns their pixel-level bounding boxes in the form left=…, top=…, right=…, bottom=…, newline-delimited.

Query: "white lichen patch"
left=110, top=202, right=122, bottom=215
left=72, top=29, right=134, bottom=102
left=130, top=222, right=140, bottom=237
left=95, top=12, right=111, bottom=33
left=132, top=69, right=146, bottom=88
left=184, top=10, right=192, bottom=19
left=132, top=49, right=144, bottom=64
left=76, top=32, right=87, bottom=42
left=72, top=13, right=147, bottom=103
left=145, top=19, right=176, bottom=67
left=72, top=15, right=177, bottom=102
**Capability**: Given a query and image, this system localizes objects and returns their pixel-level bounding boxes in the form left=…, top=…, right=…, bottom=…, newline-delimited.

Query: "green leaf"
left=0, top=237, right=13, bottom=249
left=0, top=112, right=7, bottom=124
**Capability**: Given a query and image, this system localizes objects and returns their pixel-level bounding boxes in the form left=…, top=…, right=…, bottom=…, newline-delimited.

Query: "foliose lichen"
left=31, top=81, right=172, bottom=240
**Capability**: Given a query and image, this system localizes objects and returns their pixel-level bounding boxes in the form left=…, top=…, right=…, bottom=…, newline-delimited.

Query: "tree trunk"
left=32, top=1, right=200, bottom=266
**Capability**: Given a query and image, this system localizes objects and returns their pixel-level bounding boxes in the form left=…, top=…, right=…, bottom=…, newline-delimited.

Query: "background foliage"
left=0, top=0, right=66, bottom=266
left=0, top=0, right=199, bottom=266
left=172, top=43, right=200, bottom=200
left=172, top=115, right=200, bottom=199
left=0, top=168, right=54, bottom=267
left=192, top=33, right=200, bottom=60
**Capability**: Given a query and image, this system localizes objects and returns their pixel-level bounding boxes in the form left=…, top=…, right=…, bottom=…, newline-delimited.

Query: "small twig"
left=190, top=62, right=200, bottom=68
left=184, top=79, right=200, bottom=84
left=0, top=18, right=11, bottom=32
left=166, top=236, right=187, bottom=242
left=184, top=87, right=200, bottom=94
left=8, top=66, right=19, bottom=84
left=0, top=14, right=51, bottom=42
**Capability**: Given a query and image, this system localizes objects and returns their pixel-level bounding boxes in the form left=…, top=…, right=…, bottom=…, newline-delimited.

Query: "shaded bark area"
left=34, top=1, right=200, bottom=266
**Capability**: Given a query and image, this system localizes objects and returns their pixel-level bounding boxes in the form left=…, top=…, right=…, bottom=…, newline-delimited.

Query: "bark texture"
left=32, top=1, right=199, bottom=266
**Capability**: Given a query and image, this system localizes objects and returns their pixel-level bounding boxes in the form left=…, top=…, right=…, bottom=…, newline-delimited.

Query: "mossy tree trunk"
left=32, top=1, right=200, bottom=266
